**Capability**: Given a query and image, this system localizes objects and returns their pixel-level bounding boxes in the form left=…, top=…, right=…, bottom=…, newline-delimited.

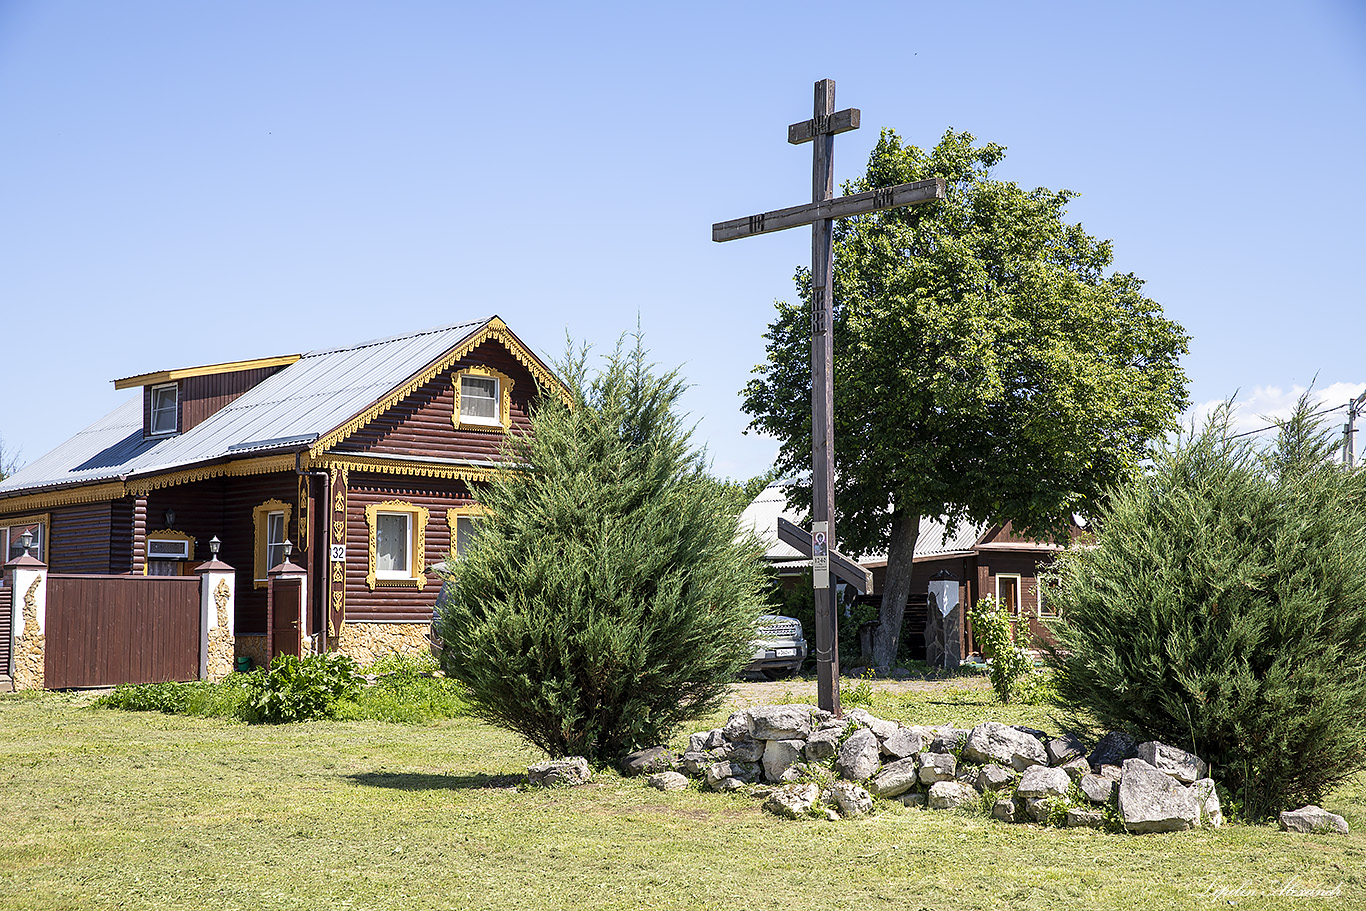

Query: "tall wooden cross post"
left=714, top=79, right=945, bottom=715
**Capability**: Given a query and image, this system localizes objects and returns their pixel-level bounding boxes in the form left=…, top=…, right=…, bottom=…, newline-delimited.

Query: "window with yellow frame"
left=365, top=500, right=429, bottom=590
left=446, top=504, right=489, bottom=560
left=453, top=365, right=514, bottom=432
left=253, top=499, right=291, bottom=588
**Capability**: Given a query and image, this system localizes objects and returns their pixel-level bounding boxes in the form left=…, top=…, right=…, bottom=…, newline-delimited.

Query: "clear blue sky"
left=3, top=0, right=1363, bottom=481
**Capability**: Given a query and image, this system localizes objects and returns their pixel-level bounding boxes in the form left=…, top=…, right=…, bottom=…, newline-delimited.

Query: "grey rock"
left=847, top=708, right=899, bottom=741
left=1025, top=796, right=1061, bottom=823
left=1191, top=778, right=1223, bottom=828
left=835, top=727, right=881, bottom=781
left=1016, top=765, right=1071, bottom=800
left=918, top=751, right=957, bottom=784
left=881, top=727, right=927, bottom=759
left=722, top=711, right=751, bottom=742
left=688, top=729, right=725, bottom=753
left=1014, top=725, right=1048, bottom=740
left=869, top=757, right=921, bottom=798
left=977, top=764, right=1016, bottom=793
left=992, top=796, right=1020, bottom=822
left=955, top=763, right=980, bottom=788
left=705, top=760, right=759, bottom=791
left=962, top=721, right=1048, bottom=771
left=675, top=750, right=712, bottom=777
left=762, top=739, right=806, bottom=783
left=619, top=745, right=671, bottom=777
left=1080, top=773, right=1116, bottom=804
left=824, top=808, right=842, bottom=822
left=1279, top=805, right=1349, bottom=835
left=1089, top=731, right=1139, bottom=770
left=765, top=782, right=820, bottom=819
left=724, top=739, right=765, bottom=763
left=748, top=705, right=815, bottom=741
left=930, top=727, right=968, bottom=754
left=826, top=781, right=874, bottom=817
left=528, top=756, right=592, bottom=787
left=647, top=771, right=689, bottom=792
left=1118, top=758, right=1198, bottom=833
left=1046, top=734, right=1086, bottom=766
left=1099, top=764, right=1124, bottom=782
left=1136, top=740, right=1208, bottom=785
left=1060, top=756, right=1091, bottom=781
left=1066, top=807, right=1106, bottom=828
left=804, top=727, right=844, bottom=763
left=900, top=791, right=928, bottom=809
left=927, top=780, right=977, bottom=810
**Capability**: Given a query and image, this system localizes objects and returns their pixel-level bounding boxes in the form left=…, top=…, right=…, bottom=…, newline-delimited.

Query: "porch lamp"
left=19, top=529, right=34, bottom=556
left=283, top=539, right=293, bottom=560
left=928, top=568, right=959, bottom=618
left=209, top=535, right=221, bottom=557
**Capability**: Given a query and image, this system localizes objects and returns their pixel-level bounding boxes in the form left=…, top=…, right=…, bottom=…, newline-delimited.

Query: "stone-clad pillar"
left=5, top=547, right=48, bottom=690
left=198, top=555, right=236, bottom=680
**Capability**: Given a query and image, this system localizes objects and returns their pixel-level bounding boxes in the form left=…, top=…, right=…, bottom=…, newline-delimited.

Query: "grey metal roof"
left=737, top=482, right=985, bottom=564
left=0, top=319, right=490, bottom=497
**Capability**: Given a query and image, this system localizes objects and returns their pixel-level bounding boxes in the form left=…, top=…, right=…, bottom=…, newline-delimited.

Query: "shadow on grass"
left=348, top=771, right=522, bottom=791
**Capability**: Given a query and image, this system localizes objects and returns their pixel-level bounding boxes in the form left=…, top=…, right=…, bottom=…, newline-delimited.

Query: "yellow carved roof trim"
left=113, top=354, right=301, bottom=390
left=309, top=317, right=567, bottom=457
left=316, top=454, right=496, bottom=484
left=0, top=481, right=129, bottom=515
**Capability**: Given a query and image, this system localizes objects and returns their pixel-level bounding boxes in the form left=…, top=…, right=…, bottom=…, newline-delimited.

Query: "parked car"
left=747, top=614, right=807, bottom=680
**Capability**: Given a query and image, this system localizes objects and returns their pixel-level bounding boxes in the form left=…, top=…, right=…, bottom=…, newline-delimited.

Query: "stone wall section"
left=335, top=622, right=428, bottom=665
left=234, top=634, right=269, bottom=672
left=13, top=574, right=44, bottom=690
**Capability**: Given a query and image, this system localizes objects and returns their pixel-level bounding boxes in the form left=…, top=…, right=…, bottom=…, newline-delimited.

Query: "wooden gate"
left=0, top=584, right=12, bottom=688
left=45, top=574, right=201, bottom=688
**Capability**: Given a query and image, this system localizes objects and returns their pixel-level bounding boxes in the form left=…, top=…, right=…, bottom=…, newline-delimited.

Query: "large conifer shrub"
left=1045, top=399, right=1366, bottom=819
left=432, top=338, right=769, bottom=765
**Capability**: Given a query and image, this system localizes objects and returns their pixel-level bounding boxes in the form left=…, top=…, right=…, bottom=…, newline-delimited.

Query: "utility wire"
left=1224, top=401, right=1348, bottom=440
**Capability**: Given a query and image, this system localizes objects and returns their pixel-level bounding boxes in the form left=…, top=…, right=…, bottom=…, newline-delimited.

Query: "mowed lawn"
left=2, top=681, right=1364, bottom=911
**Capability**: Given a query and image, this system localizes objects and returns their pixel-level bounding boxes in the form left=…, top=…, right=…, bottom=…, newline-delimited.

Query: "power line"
left=1224, top=401, right=1349, bottom=440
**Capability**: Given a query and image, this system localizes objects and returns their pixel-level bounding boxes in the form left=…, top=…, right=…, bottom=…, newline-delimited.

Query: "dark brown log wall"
left=181, top=367, right=287, bottom=433
left=49, top=502, right=113, bottom=574
left=336, top=340, right=538, bottom=462
left=343, top=473, right=475, bottom=623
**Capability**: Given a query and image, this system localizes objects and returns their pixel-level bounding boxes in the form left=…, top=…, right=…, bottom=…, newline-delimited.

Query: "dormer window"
left=453, top=366, right=513, bottom=432
left=149, top=383, right=179, bottom=436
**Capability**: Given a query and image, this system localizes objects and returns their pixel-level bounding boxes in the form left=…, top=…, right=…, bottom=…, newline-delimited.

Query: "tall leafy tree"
left=434, top=337, right=769, bottom=764
left=743, top=129, right=1189, bottom=666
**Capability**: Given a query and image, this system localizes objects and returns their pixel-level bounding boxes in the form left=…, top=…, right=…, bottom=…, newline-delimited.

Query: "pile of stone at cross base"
left=602, top=705, right=1345, bottom=835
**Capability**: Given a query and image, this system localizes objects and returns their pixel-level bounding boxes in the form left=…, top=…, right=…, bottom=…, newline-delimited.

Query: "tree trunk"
left=871, top=511, right=921, bottom=668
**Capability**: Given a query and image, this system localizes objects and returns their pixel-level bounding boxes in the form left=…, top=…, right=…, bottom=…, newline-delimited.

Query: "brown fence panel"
left=0, top=585, right=12, bottom=680
left=45, top=575, right=200, bottom=688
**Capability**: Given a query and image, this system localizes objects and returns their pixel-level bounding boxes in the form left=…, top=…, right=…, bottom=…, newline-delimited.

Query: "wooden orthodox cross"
left=714, top=79, right=945, bottom=715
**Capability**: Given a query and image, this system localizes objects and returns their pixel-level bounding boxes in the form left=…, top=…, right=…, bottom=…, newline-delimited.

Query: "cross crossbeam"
left=712, top=178, right=944, bottom=242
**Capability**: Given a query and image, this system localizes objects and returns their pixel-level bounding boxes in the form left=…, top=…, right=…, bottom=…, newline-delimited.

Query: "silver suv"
left=748, top=614, right=807, bottom=680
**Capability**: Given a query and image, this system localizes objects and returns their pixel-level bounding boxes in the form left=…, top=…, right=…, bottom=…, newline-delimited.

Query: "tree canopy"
left=742, top=129, right=1190, bottom=666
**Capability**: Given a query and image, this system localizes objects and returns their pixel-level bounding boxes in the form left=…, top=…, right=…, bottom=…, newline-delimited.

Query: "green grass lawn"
left=2, top=682, right=1364, bottom=911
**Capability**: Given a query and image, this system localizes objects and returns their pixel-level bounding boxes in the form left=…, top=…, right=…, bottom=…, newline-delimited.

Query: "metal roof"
left=0, top=319, right=490, bottom=497
left=737, top=482, right=985, bottom=564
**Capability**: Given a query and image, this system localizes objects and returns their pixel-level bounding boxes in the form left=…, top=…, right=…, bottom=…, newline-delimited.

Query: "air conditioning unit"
left=148, top=538, right=191, bottom=560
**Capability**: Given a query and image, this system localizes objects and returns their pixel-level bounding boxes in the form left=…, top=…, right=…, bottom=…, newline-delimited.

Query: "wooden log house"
left=0, top=317, right=564, bottom=676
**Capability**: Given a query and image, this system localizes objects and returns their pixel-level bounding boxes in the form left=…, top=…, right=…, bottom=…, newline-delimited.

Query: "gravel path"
left=723, top=674, right=989, bottom=711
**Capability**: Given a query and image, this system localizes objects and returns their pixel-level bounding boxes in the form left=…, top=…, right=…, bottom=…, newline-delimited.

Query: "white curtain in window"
left=376, top=513, right=409, bottom=574
left=266, top=512, right=286, bottom=571
left=461, top=375, right=498, bottom=421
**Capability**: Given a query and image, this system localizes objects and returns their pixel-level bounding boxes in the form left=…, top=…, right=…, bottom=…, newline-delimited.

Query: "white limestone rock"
left=1117, top=758, right=1198, bottom=833
left=804, top=726, right=844, bottom=763
left=847, top=708, right=899, bottom=741
left=1279, top=805, right=1349, bottom=835
left=748, top=705, right=815, bottom=741
left=1191, top=778, right=1223, bottom=827
left=869, top=757, right=921, bottom=798
left=1016, top=765, right=1071, bottom=801
left=647, top=771, right=689, bottom=792
left=976, top=764, right=1016, bottom=793
left=927, top=780, right=977, bottom=810
left=1136, top=740, right=1208, bottom=785
left=918, top=751, right=957, bottom=784
left=835, top=727, right=882, bottom=781
left=962, top=721, right=1047, bottom=771
left=761, top=739, right=806, bottom=783
left=881, top=726, right=927, bottom=759
left=528, top=757, right=592, bottom=787
left=1079, top=773, right=1116, bottom=805
left=765, top=782, right=820, bottom=819
left=826, top=781, right=874, bottom=818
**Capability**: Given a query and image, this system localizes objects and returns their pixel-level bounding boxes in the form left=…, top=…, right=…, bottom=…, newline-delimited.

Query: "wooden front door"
left=267, top=578, right=302, bottom=664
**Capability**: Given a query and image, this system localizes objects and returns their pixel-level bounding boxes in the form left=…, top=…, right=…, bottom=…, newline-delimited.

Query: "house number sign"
left=330, top=544, right=346, bottom=562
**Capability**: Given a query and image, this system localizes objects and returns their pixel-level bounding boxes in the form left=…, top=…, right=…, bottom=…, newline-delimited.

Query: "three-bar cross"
left=714, top=79, right=945, bottom=715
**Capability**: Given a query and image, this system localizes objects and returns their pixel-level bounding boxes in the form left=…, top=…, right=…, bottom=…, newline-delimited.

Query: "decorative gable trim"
left=308, top=317, right=566, bottom=457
